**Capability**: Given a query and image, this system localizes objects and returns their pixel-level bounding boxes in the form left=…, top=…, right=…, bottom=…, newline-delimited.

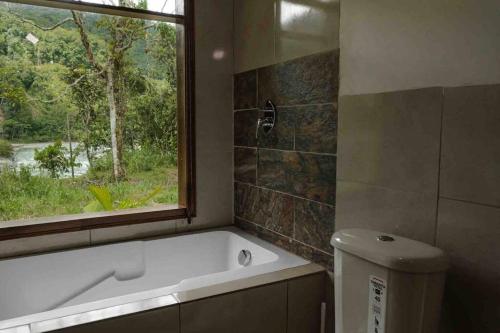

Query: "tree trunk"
left=106, top=64, right=125, bottom=180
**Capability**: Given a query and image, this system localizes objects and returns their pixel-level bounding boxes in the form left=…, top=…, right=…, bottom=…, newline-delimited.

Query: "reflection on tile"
left=294, top=198, right=335, bottom=253
left=234, top=109, right=258, bottom=147
left=0, top=231, right=89, bottom=259
left=194, top=0, right=233, bottom=154
left=276, top=0, right=339, bottom=63
left=234, top=0, right=276, bottom=73
left=180, top=281, right=287, bottom=333
left=235, top=183, right=294, bottom=237
left=295, top=103, right=337, bottom=153
left=90, top=220, right=178, bottom=245
left=51, top=306, right=180, bottom=333
left=234, top=70, right=257, bottom=110
left=437, top=198, right=500, bottom=333
left=234, top=147, right=257, bottom=184
left=288, top=273, right=325, bottom=333
left=258, top=149, right=336, bottom=204
left=441, top=84, right=500, bottom=207
left=258, top=51, right=338, bottom=106
left=335, top=180, right=437, bottom=244
left=338, top=88, right=443, bottom=194
left=258, top=108, right=295, bottom=150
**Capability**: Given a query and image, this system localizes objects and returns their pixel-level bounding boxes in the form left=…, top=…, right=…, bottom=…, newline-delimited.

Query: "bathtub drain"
left=238, top=249, right=252, bottom=266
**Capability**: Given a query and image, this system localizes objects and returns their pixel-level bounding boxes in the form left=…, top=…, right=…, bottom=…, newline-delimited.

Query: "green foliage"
left=0, top=2, right=180, bottom=221
left=0, top=165, right=178, bottom=221
left=0, top=139, right=13, bottom=158
left=84, top=184, right=161, bottom=212
left=34, top=140, right=74, bottom=178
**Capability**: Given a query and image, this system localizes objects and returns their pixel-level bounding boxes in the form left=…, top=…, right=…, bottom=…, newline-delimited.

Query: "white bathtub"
left=0, top=227, right=308, bottom=330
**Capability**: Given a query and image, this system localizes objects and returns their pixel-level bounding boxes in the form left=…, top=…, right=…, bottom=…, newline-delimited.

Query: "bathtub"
left=0, top=227, right=310, bottom=331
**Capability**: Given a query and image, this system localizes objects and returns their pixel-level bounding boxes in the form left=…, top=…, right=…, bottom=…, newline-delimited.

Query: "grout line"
left=439, top=196, right=500, bottom=210
left=276, top=102, right=336, bottom=109
left=234, top=108, right=259, bottom=112
left=255, top=145, right=259, bottom=185
left=248, top=146, right=337, bottom=157
left=336, top=178, right=435, bottom=196
left=234, top=145, right=337, bottom=157
left=234, top=181, right=336, bottom=208
left=234, top=102, right=335, bottom=113
left=256, top=68, right=259, bottom=108
left=292, top=197, right=296, bottom=239
left=234, top=146, right=258, bottom=150
left=433, top=87, right=446, bottom=246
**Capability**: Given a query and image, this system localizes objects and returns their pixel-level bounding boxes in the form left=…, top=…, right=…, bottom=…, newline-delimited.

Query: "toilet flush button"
left=377, top=235, right=395, bottom=242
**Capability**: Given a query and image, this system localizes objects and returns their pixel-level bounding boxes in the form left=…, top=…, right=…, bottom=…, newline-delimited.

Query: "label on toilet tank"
left=367, top=275, right=387, bottom=333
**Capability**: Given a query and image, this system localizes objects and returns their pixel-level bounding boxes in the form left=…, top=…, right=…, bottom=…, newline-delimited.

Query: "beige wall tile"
left=52, top=306, right=179, bottom=333
left=194, top=0, right=234, bottom=229
left=193, top=150, right=234, bottom=229
left=440, top=84, right=500, bottom=207
left=180, top=282, right=287, bottom=333
left=287, top=273, right=325, bottom=333
left=335, top=180, right=437, bottom=243
left=234, top=0, right=276, bottom=73
left=436, top=198, right=500, bottom=333
left=90, top=220, right=179, bottom=245
left=196, top=0, right=234, bottom=154
left=339, top=0, right=500, bottom=95
left=0, top=231, right=90, bottom=259
left=276, top=0, right=339, bottom=63
left=338, top=88, right=443, bottom=195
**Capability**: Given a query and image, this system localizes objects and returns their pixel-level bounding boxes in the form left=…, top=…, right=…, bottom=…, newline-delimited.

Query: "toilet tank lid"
left=331, top=229, right=449, bottom=273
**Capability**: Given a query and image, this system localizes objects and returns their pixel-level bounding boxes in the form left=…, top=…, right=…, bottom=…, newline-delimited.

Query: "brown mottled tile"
left=292, top=241, right=334, bottom=271
left=234, top=183, right=294, bottom=237
left=235, top=218, right=294, bottom=252
left=234, top=147, right=257, bottom=184
left=234, top=70, right=257, bottom=110
left=235, top=218, right=334, bottom=270
left=234, top=109, right=258, bottom=147
left=294, top=198, right=335, bottom=254
left=257, top=108, right=295, bottom=150
left=258, top=150, right=336, bottom=204
left=295, top=103, right=337, bottom=154
left=257, top=51, right=338, bottom=106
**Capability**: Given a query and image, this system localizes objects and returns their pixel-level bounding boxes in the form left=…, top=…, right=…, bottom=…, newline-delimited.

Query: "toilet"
left=331, top=229, right=449, bottom=333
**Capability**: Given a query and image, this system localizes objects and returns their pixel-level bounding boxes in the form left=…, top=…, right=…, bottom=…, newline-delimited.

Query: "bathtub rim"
left=0, top=227, right=324, bottom=332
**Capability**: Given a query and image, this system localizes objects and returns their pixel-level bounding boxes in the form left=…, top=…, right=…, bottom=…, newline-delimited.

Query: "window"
left=0, top=0, right=195, bottom=239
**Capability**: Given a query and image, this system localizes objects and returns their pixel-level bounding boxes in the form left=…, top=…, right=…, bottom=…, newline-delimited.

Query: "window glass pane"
left=0, top=2, right=180, bottom=221
left=67, top=0, right=183, bottom=15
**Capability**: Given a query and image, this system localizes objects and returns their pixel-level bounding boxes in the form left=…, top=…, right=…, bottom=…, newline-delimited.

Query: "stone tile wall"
left=234, top=51, right=339, bottom=270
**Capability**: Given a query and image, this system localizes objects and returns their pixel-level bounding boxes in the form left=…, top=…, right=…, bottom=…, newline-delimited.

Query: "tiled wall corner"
left=234, top=51, right=338, bottom=270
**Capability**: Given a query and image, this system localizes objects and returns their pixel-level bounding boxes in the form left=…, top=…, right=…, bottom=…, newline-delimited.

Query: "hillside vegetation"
left=0, top=2, right=179, bottom=221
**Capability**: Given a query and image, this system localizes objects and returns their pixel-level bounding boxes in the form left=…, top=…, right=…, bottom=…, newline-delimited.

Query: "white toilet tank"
left=331, top=229, right=449, bottom=333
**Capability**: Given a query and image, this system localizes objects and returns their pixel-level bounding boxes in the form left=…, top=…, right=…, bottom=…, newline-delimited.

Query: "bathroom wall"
left=337, top=0, right=500, bottom=332
left=0, top=0, right=234, bottom=257
left=233, top=0, right=340, bottom=270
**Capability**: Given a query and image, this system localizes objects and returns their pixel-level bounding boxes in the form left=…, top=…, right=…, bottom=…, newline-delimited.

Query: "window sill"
left=0, top=205, right=187, bottom=241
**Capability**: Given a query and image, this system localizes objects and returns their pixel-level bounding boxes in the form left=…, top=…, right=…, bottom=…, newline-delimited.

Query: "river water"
left=0, top=142, right=92, bottom=177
